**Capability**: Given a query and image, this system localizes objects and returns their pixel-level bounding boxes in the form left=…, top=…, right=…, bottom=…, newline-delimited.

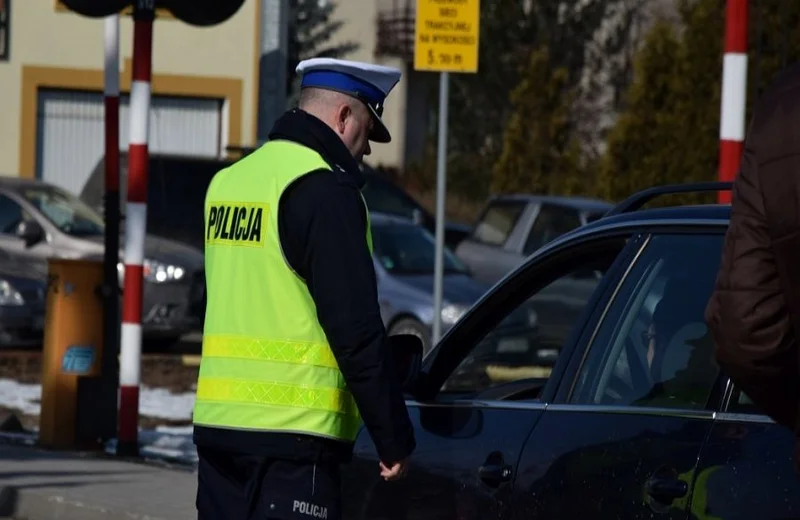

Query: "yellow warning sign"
left=413, top=0, right=480, bottom=74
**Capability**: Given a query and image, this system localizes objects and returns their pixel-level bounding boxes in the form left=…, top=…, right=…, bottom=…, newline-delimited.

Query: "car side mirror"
left=388, top=333, right=423, bottom=393
left=15, top=219, right=44, bottom=247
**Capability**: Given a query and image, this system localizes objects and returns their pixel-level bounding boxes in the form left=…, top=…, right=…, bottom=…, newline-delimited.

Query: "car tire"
left=388, top=317, right=431, bottom=356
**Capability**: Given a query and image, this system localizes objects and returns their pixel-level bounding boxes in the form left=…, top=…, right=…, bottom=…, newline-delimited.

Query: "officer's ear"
left=335, top=103, right=353, bottom=134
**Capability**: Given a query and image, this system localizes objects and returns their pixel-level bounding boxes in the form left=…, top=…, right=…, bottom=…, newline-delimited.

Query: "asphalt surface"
left=0, top=442, right=196, bottom=520
left=0, top=335, right=203, bottom=519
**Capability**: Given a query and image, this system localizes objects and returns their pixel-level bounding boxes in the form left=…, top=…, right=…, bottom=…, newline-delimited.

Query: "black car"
left=81, top=152, right=471, bottom=252
left=342, top=182, right=800, bottom=520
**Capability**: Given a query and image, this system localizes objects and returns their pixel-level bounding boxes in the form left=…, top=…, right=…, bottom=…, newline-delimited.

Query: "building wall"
left=0, top=0, right=258, bottom=178
left=329, top=0, right=408, bottom=169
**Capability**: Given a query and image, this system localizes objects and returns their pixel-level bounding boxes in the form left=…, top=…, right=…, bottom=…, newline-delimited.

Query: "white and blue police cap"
left=296, top=57, right=402, bottom=143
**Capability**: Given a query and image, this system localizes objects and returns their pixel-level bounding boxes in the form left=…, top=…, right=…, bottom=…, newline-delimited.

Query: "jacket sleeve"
left=278, top=170, right=417, bottom=463
left=705, top=125, right=800, bottom=432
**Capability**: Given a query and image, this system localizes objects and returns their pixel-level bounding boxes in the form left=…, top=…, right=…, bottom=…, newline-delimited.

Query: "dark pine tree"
left=285, top=0, right=359, bottom=106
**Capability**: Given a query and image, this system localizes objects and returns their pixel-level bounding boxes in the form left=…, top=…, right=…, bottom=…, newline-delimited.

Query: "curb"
left=0, top=433, right=197, bottom=474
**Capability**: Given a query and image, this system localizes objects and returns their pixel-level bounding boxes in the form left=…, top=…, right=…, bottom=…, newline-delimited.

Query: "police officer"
left=193, top=57, right=416, bottom=520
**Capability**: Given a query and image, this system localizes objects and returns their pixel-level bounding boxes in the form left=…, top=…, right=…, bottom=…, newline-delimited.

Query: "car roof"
left=580, top=203, right=731, bottom=233
left=368, top=204, right=731, bottom=233
left=490, top=193, right=614, bottom=212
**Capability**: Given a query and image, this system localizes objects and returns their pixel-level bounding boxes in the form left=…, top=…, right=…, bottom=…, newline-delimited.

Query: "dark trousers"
left=196, top=445, right=342, bottom=520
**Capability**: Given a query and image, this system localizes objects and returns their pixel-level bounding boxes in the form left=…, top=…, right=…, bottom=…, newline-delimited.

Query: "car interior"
left=571, top=234, right=724, bottom=410
left=426, top=236, right=630, bottom=403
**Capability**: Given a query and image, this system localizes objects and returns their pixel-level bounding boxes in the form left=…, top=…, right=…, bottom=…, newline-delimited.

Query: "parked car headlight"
left=0, top=279, right=24, bottom=306
left=144, top=259, right=186, bottom=283
left=115, top=260, right=186, bottom=283
left=441, top=303, right=468, bottom=325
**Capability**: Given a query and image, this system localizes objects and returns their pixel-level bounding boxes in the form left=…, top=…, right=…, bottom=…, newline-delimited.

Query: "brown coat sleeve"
left=705, top=89, right=800, bottom=432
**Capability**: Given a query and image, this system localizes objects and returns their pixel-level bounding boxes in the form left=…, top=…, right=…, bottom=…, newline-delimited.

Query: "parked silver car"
left=0, top=177, right=205, bottom=343
left=455, top=194, right=613, bottom=285
left=371, top=212, right=538, bottom=355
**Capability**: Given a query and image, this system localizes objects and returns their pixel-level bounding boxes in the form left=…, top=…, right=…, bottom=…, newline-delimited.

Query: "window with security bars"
left=0, top=0, right=8, bottom=61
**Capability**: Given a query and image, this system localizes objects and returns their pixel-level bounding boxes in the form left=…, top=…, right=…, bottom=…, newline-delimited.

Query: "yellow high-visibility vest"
left=192, top=140, right=372, bottom=442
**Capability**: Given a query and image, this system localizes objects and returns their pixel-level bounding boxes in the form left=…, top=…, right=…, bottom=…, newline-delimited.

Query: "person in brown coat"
left=705, top=64, right=800, bottom=460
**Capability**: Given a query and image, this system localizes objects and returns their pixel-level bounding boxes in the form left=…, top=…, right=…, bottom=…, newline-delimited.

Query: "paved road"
left=0, top=442, right=196, bottom=520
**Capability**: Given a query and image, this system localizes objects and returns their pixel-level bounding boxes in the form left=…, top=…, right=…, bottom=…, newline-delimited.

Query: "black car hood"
left=393, top=273, right=490, bottom=305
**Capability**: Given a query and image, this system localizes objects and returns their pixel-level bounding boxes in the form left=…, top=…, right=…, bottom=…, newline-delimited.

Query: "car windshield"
left=372, top=220, right=469, bottom=275
left=360, top=174, right=422, bottom=221
left=21, top=186, right=105, bottom=237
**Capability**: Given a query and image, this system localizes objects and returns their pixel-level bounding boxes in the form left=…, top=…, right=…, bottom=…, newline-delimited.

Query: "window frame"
left=411, top=225, right=641, bottom=404
left=554, top=226, right=732, bottom=414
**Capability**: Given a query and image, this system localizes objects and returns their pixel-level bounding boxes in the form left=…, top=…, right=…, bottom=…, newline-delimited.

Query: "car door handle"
left=477, top=463, right=513, bottom=485
left=645, top=476, right=688, bottom=500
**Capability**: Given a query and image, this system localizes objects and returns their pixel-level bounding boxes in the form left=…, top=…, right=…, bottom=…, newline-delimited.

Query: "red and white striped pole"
left=104, top=14, right=120, bottom=222
left=103, top=12, right=123, bottom=444
left=718, top=0, right=748, bottom=204
left=118, top=0, right=154, bottom=457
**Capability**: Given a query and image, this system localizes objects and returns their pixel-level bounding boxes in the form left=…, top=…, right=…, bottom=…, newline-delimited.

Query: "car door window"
left=569, top=233, right=725, bottom=410
left=725, top=388, right=759, bottom=413
left=436, top=235, right=631, bottom=399
left=470, top=200, right=526, bottom=246
left=523, top=204, right=583, bottom=255
left=0, top=194, right=25, bottom=234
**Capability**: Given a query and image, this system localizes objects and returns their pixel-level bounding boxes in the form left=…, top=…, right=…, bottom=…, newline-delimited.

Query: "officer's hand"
left=379, top=457, right=410, bottom=481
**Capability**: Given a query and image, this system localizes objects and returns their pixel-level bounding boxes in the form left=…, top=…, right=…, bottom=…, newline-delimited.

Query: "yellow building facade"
left=0, top=0, right=408, bottom=196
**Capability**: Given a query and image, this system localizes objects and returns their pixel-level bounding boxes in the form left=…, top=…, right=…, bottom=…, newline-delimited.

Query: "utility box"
left=39, top=259, right=105, bottom=450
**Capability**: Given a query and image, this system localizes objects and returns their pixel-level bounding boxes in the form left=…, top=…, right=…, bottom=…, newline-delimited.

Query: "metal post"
left=118, top=0, right=154, bottom=457
left=256, top=0, right=289, bottom=145
left=718, top=0, right=748, bottom=204
left=432, top=71, right=449, bottom=345
left=101, top=13, right=121, bottom=442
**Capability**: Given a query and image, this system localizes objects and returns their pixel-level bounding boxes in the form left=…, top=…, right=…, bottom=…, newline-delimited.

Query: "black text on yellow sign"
left=413, top=0, right=480, bottom=74
left=206, top=203, right=267, bottom=247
